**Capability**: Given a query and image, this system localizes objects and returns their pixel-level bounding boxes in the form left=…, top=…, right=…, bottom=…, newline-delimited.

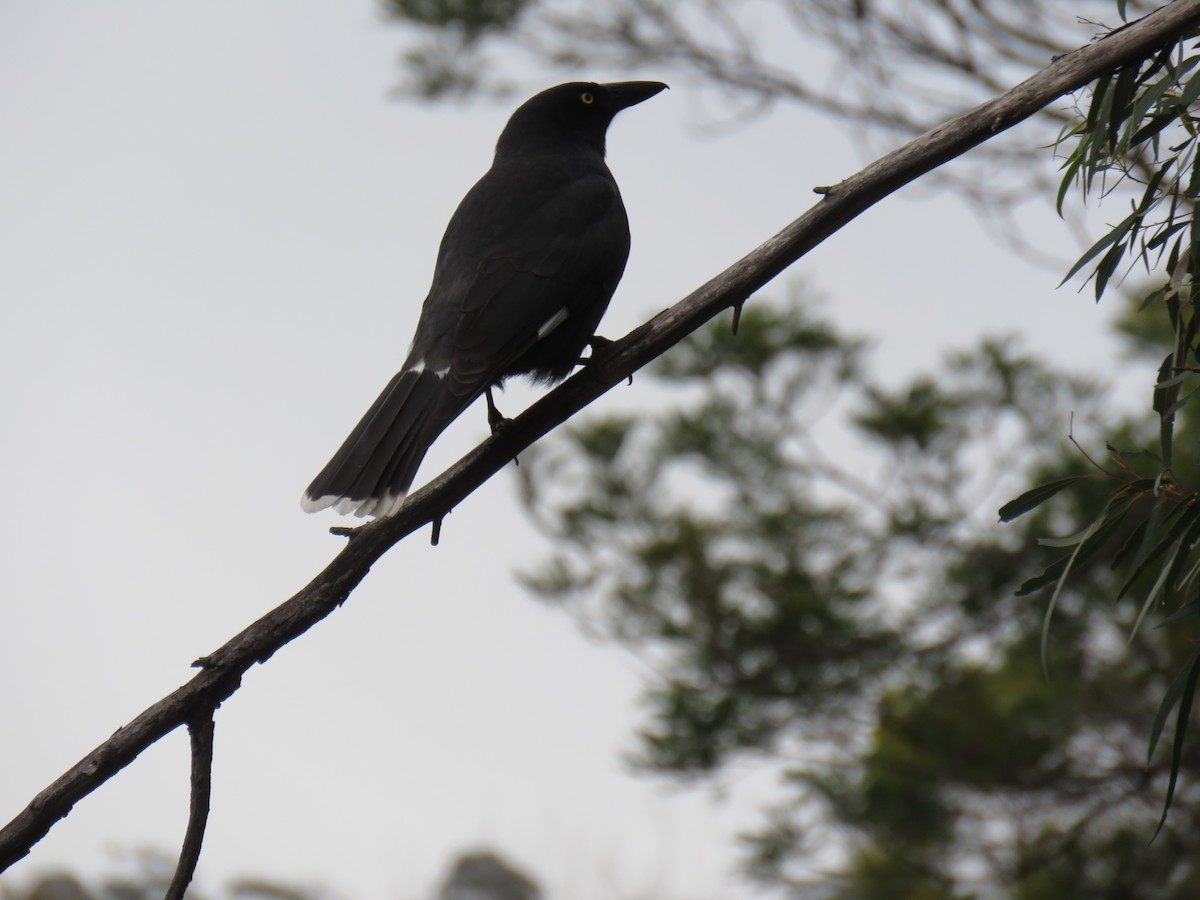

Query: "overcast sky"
left=0, top=2, right=1141, bottom=899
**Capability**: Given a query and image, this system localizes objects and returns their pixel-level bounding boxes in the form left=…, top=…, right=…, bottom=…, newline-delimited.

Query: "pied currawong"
left=302, top=80, right=667, bottom=518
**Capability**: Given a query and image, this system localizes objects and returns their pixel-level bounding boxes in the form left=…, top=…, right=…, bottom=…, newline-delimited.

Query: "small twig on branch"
left=165, top=710, right=216, bottom=900
left=3, top=0, right=1200, bottom=875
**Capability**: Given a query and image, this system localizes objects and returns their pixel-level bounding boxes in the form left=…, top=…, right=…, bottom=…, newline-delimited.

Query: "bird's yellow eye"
left=580, top=92, right=595, bottom=105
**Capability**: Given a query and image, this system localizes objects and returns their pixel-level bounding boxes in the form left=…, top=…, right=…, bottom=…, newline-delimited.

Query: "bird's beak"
left=604, top=81, right=669, bottom=111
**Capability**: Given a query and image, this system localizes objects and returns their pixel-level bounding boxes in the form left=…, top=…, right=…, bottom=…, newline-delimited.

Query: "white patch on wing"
left=537, top=307, right=569, bottom=339
left=409, top=357, right=448, bottom=379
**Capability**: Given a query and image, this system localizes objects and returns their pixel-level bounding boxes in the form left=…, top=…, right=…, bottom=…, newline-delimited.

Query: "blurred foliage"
left=384, top=0, right=527, bottom=96
left=0, top=851, right=330, bottom=900
left=382, top=0, right=1158, bottom=206
left=381, top=0, right=1145, bottom=121
left=437, top=850, right=541, bottom=900
left=0, top=848, right=541, bottom=900
left=515, top=293, right=1200, bottom=896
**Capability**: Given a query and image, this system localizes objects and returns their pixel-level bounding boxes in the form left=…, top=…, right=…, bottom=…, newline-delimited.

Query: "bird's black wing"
left=422, top=165, right=631, bottom=414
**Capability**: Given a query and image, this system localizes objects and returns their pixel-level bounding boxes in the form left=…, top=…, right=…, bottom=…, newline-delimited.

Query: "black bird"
left=303, top=80, right=667, bottom=518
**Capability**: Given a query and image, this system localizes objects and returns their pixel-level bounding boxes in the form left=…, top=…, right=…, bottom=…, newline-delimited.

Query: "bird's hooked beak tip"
left=606, top=80, right=669, bottom=110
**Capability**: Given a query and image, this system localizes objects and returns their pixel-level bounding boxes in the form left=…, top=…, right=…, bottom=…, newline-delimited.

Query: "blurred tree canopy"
left=383, top=0, right=1144, bottom=129
left=382, top=0, right=1158, bottom=205
left=513, top=292, right=1200, bottom=896
left=437, top=851, right=541, bottom=900
left=0, top=848, right=541, bottom=900
left=0, top=853, right=328, bottom=900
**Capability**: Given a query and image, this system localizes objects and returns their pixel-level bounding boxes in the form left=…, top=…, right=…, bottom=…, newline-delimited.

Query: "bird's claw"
left=589, top=334, right=616, bottom=355
left=578, top=335, right=632, bottom=385
left=577, top=335, right=616, bottom=367
left=485, top=387, right=513, bottom=435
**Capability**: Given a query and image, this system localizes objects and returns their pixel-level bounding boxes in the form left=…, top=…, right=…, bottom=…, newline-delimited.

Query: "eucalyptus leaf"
left=998, top=476, right=1087, bottom=523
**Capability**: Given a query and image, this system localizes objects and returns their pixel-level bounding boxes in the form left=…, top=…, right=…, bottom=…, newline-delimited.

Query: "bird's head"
left=495, top=81, right=668, bottom=157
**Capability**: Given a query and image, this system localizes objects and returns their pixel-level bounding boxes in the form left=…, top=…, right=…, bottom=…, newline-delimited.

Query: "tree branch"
left=3, top=0, right=1199, bottom=875
left=165, top=711, right=216, bottom=900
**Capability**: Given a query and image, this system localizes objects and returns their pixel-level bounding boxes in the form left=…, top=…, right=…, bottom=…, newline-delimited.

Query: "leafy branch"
left=1004, top=0, right=1200, bottom=828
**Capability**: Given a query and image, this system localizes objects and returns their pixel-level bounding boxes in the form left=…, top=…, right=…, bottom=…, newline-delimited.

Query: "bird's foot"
left=484, top=387, right=520, bottom=467
left=579, top=336, right=632, bottom=385
left=580, top=335, right=616, bottom=365
left=485, top=387, right=513, bottom=435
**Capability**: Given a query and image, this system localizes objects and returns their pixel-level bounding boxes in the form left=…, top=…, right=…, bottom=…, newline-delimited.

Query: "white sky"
left=0, top=2, right=1143, bottom=899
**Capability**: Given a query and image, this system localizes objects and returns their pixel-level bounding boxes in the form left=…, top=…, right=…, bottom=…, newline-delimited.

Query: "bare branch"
left=2, top=0, right=1199, bottom=874
left=165, top=711, right=216, bottom=900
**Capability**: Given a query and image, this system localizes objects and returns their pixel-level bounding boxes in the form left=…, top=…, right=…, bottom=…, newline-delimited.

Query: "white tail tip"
left=300, top=490, right=408, bottom=519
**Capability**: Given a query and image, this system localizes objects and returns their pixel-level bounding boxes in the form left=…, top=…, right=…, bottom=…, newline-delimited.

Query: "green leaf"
left=1119, top=502, right=1200, bottom=603
left=1174, top=54, right=1200, bottom=80
left=1157, top=600, right=1200, bottom=629
left=997, top=476, right=1088, bottom=523
left=1177, top=552, right=1200, bottom=597
left=1128, top=557, right=1172, bottom=645
left=1107, top=63, right=1142, bottom=151
left=1138, top=157, right=1175, bottom=217
left=1166, top=235, right=1186, bottom=277
left=1130, top=112, right=1178, bottom=147
left=1085, top=74, right=1112, bottom=133
left=1085, top=74, right=1118, bottom=189
left=1179, top=64, right=1200, bottom=109
left=1040, top=499, right=1115, bottom=676
left=1094, top=235, right=1128, bottom=301
left=1153, top=370, right=1189, bottom=391
left=1106, top=445, right=1162, bottom=464
left=1122, top=73, right=1179, bottom=152
left=1060, top=210, right=1139, bottom=287
left=1017, top=500, right=1134, bottom=597
left=1056, top=151, right=1084, bottom=217
left=1016, top=559, right=1072, bottom=597
left=1110, top=507, right=1155, bottom=572
left=1149, top=644, right=1200, bottom=840
left=1146, top=218, right=1187, bottom=252
left=1165, top=382, right=1200, bottom=419
left=1039, top=530, right=1097, bottom=549
left=1162, top=418, right=1177, bottom=470
left=1117, top=489, right=1191, bottom=577
left=1163, top=502, right=1200, bottom=594
left=1154, top=353, right=1178, bottom=466
left=1148, top=644, right=1199, bottom=764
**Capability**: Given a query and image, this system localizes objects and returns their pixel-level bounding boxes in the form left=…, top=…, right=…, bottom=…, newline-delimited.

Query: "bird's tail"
left=301, top=368, right=459, bottom=518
